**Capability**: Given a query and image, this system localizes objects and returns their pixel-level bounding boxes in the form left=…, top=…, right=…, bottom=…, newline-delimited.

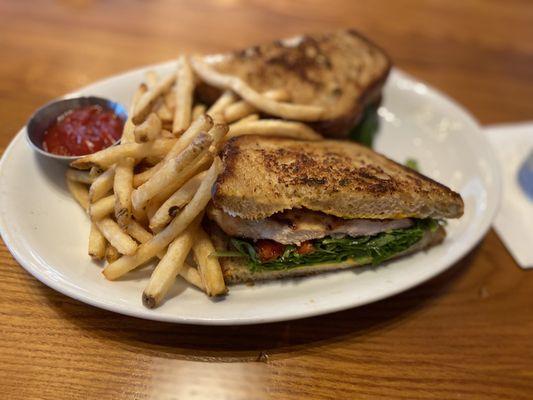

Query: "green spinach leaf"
left=229, top=219, right=438, bottom=271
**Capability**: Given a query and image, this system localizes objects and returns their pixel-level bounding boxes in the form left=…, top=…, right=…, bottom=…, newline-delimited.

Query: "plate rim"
left=0, top=65, right=501, bottom=325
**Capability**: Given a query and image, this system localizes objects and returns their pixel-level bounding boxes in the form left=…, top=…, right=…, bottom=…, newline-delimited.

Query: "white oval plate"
left=0, top=63, right=500, bottom=325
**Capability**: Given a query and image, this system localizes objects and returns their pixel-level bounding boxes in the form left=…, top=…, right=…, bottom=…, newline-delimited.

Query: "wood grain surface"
left=1, top=1, right=533, bottom=399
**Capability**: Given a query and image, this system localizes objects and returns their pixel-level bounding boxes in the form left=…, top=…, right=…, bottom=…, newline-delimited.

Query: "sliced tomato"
left=297, top=241, right=315, bottom=255
left=255, top=240, right=285, bottom=262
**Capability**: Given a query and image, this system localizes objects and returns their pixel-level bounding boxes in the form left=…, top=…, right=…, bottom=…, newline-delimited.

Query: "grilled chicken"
left=208, top=207, right=412, bottom=245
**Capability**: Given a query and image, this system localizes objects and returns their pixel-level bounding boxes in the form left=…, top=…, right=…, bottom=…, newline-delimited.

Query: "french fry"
left=143, top=71, right=172, bottom=122
left=143, top=155, right=212, bottom=235
left=229, top=113, right=259, bottom=128
left=112, top=80, right=143, bottom=217
left=89, top=166, right=102, bottom=179
left=149, top=171, right=206, bottom=231
left=142, top=153, right=167, bottom=166
left=142, top=222, right=199, bottom=308
left=173, top=56, right=195, bottom=135
left=129, top=212, right=165, bottom=255
left=132, top=206, right=148, bottom=227
left=126, top=219, right=187, bottom=269
left=89, top=194, right=114, bottom=220
left=192, top=227, right=227, bottom=296
left=134, top=113, right=162, bottom=143
left=132, top=114, right=213, bottom=187
left=109, top=85, right=145, bottom=230
left=126, top=219, right=153, bottom=244
left=145, top=70, right=159, bottom=88
left=95, top=218, right=138, bottom=256
left=88, top=223, right=106, bottom=260
left=125, top=220, right=204, bottom=289
left=103, top=158, right=222, bottom=280
left=89, top=166, right=115, bottom=202
left=192, top=104, right=206, bottom=120
left=131, top=133, right=213, bottom=211
left=66, top=178, right=89, bottom=211
left=191, top=57, right=323, bottom=121
left=113, top=157, right=135, bottom=228
left=180, top=263, right=205, bottom=290
left=160, top=129, right=175, bottom=139
left=208, top=123, right=229, bottom=154
left=227, top=119, right=322, bottom=141
left=105, top=245, right=121, bottom=263
left=122, top=84, right=148, bottom=143
left=164, top=91, right=176, bottom=112
left=132, top=72, right=176, bottom=124
left=71, top=139, right=177, bottom=170
left=163, top=114, right=213, bottom=162
left=223, top=103, right=256, bottom=124
left=155, top=101, right=173, bottom=123
left=145, top=197, right=163, bottom=222
left=66, top=169, right=94, bottom=184
left=223, top=89, right=289, bottom=123
left=146, top=151, right=213, bottom=214
left=206, top=90, right=236, bottom=122
left=133, top=129, right=212, bottom=227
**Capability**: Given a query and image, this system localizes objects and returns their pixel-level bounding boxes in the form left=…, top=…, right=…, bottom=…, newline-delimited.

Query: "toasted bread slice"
left=198, top=29, right=391, bottom=138
left=213, top=136, right=464, bottom=220
left=207, top=222, right=446, bottom=284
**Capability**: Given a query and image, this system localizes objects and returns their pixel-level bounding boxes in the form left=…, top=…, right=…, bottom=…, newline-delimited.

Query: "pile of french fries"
left=65, top=55, right=324, bottom=308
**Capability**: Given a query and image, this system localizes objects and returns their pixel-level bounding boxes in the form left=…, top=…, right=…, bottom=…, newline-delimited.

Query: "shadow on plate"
left=36, top=246, right=478, bottom=363
left=34, top=152, right=70, bottom=194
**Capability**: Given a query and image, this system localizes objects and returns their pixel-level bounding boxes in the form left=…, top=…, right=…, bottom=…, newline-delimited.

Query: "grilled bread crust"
left=212, top=136, right=464, bottom=221
left=207, top=222, right=446, bottom=284
left=198, top=29, right=391, bottom=138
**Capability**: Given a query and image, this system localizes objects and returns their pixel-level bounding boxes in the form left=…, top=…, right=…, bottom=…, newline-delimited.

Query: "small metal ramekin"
left=26, top=96, right=127, bottom=165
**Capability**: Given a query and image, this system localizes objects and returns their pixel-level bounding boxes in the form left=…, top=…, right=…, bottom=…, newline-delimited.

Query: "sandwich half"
left=207, top=135, right=464, bottom=284
left=197, top=29, right=391, bottom=138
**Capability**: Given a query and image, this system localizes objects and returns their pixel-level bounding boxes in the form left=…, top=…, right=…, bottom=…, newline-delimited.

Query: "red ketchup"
left=42, top=105, right=124, bottom=156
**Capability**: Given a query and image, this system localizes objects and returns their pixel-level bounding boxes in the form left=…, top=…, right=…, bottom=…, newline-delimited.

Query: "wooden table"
left=1, top=1, right=532, bottom=398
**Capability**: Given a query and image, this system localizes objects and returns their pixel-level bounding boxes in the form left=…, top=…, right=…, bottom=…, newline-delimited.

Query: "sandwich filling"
left=209, top=208, right=440, bottom=271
